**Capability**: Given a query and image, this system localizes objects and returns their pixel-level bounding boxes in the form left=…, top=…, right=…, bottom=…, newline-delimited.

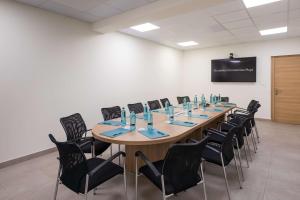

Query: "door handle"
left=275, top=88, right=279, bottom=95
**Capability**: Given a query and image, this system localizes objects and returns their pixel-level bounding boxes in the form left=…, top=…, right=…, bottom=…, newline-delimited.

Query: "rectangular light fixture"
left=130, top=23, right=160, bottom=32
left=243, top=0, right=281, bottom=8
left=177, top=41, right=199, bottom=47
left=259, top=26, right=287, bottom=36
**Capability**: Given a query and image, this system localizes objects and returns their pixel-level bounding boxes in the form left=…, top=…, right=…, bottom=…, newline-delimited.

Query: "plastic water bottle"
left=129, top=111, right=136, bottom=131
left=210, top=94, right=213, bottom=104
left=143, top=104, right=148, bottom=120
left=194, top=95, right=198, bottom=108
left=121, top=107, right=126, bottom=127
left=188, top=102, right=192, bottom=117
left=213, top=95, right=217, bottom=104
left=147, top=111, right=153, bottom=130
left=201, top=94, right=205, bottom=106
left=168, top=106, right=174, bottom=123
left=202, top=97, right=207, bottom=110
left=165, top=101, right=169, bottom=112
left=183, top=97, right=187, bottom=109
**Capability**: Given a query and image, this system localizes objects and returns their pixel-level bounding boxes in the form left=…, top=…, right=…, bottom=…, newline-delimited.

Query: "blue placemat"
left=207, top=108, right=223, bottom=112
left=99, top=120, right=122, bottom=126
left=138, top=128, right=169, bottom=139
left=101, top=128, right=130, bottom=138
left=170, top=120, right=198, bottom=127
left=190, top=114, right=209, bottom=119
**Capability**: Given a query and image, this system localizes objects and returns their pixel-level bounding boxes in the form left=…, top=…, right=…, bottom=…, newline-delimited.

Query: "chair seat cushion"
left=202, top=144, right=231, bottom=166
left=79, top=139, right=111, bottom=156
left=139, top=160, right=201, bottom=195
left=79, top=158, right=123, bottom=193
left=139, top=160, right=175, bottom=195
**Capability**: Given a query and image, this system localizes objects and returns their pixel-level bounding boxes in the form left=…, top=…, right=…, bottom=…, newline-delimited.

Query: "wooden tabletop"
left=92, top=105, right=234, bottom=146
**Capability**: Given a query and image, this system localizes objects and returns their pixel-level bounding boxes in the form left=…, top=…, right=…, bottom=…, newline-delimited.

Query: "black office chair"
left=60, top=113, right=111, bottom=157
left=221, top=97, right=229, bottom=102
left=128, top=103, right=144, bottom=114
left=201, top=127, right=243, bottom=200
left=135, top=137, right=208, bottom=200
left=204, top=121, right=248, bottom=181
left=49, top=134, right=127, bottom=200
left=147, top=100, right=161, bottom=110
left=101, top=106, right=122, bottom=121
left=235, top=103, right=261, bottom=143
left=160, top=98, right=172, bottom=108
left=101, top=106, right=123, bottom=161
left=177, top=96, right=190, bottom=104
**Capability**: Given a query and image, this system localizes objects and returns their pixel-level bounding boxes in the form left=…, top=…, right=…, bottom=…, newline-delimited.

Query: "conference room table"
left=92, top=104, right=235, bottom=172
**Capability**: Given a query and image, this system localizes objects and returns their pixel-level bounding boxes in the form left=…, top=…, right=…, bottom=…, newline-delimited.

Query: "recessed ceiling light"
left=177, top=41, right=199, bottom=47
left=130, top=23, right=160, bottom=32
left=259, top=26, right=287, bottom=36
left=242, top=0, right=281, bottom=8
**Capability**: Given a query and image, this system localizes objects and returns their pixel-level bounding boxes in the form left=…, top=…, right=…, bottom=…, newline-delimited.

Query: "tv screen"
left=211, top=57, right=256, bottom=82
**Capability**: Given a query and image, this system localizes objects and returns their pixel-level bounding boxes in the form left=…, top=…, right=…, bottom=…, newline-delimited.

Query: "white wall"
left=182, top=37, right=300, bottom=119
left=0, top=1, right=183, bottom=163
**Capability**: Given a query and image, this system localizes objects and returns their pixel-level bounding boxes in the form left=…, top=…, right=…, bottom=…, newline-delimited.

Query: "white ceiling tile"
left=231, top=26, right=259, bottom=37
left=289, top=9, right=300, bottom=19
left=51, top=0, right=105, bottom=12
left=222, top=18, right=254, bottom=30
left=252, top=12, right=287, bottom=29
left=106, top=0, right=150, bottom=12
left=289, top=0, right=300, bottom=10
left=215, top=10, right=249, bottom=23
left=247, top=0, right=288, bottom=17
left=16, top=0, right=47, bottom=6
left=204, top=0, right=245, bottom=16
left=87, top=3, right=122, bottom=19
left=38, top=1, right=96, bottom=22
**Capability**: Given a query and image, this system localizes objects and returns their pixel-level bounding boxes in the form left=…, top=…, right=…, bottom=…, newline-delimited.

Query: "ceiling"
left=16, top=0, right=300, bottom=50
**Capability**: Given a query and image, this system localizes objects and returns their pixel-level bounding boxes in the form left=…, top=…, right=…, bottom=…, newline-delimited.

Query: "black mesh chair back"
left=160, top=98, right=172, bottom=108
left=221, top=97, right=229, bottom=102
left=128, top=103, right=144, bottom=114
left=101, top=106, right=121, bottom=121
left=177, top=96, right=191, bottom=104
left=147, top=100, right=161, bottom=110
left=247, top=100, right=259, bottom=112
left=221, top=127, right=237, bottom=163
left=49, top=134, right=88, bottom=193
left=60, top=113, right=87, bottom=141
left=162, top=138, right=207, bottom=194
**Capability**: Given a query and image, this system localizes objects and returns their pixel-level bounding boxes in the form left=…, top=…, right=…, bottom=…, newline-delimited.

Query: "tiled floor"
left=0, top=120, right=300, bottom=200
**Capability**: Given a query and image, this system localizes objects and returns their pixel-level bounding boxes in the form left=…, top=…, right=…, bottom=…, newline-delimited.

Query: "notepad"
left=169, top=120, right=197, bottom=127
left=190, top=114, right=209, bottom=119
left=138, top=128, right=169, bottom=139
left=99, top=120, right=122, bottom=126
left=101, top=128, right=130, bottom=138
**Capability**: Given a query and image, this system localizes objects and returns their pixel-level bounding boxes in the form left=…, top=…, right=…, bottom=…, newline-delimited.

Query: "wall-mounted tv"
left=211, top=57, right=256, bottom=82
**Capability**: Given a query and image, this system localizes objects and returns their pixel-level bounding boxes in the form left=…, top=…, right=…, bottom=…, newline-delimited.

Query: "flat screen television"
left=211, top=57, right=256, bottom=82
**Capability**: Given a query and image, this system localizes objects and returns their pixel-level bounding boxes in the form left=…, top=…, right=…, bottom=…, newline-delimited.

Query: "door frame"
left=271, top=54, right=300, bottom=122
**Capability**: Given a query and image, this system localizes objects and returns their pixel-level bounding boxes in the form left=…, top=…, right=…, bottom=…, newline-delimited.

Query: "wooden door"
left=272, top=55, right=300, bottom=124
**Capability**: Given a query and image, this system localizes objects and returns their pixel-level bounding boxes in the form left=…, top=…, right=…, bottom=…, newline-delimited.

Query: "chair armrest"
left=205, top=145, right=221, bottom=154
left=207, top=128, right=226, bottom=136
left=135, top=151, right=161, bottom=178
left=186, top=138, right=199, bottom=143
left=234, top=110, right=250, bottom=115
left=223, top=121, right=238, bottom=127
left=88, top=151, right=126, bottom=176
left=234, top=107, right=247, bottom=111
left=79, top=140, right=93, bottom=148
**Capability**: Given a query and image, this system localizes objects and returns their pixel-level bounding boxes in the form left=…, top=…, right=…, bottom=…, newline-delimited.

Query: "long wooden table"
left=92, top=105, right=234, bottom=172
